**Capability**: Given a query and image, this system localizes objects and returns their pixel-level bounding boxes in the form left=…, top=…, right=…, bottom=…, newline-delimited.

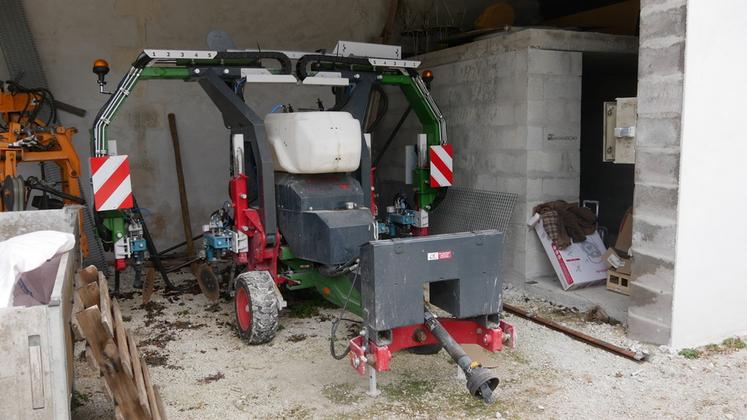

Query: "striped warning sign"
left=429, top=144, right=453, bottom=187
left=90, top=155, right=134, bottom=211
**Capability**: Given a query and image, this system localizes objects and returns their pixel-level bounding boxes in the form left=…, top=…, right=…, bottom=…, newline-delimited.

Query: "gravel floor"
left=72, top=270, right=747, bottom=419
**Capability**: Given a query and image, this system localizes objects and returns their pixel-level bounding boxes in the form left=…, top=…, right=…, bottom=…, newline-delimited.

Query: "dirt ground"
left=72, top=270, right=747, bottom=419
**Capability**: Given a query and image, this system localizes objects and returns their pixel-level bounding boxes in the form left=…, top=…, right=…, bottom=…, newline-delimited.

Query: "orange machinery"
left=0, top=81, right=88, bottom=253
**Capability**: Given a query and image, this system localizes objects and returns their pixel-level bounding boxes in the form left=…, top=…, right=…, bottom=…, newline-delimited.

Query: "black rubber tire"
left=407, top=344, right=443, bottom=355
left=234, top=271, right=279, bottom=344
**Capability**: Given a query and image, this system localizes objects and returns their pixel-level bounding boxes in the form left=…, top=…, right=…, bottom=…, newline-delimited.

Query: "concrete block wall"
left=520, top=49, right=582, bottom=283
left=374, top=34, right=585, bottom=287
left=628, top=0, right=687, bottom=344
left=374, top=50, right=535, bottom=285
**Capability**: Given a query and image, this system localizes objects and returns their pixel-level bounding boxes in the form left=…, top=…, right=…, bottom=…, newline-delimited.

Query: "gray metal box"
left=278, top=208, right=376, bottom=265
left=275, top=173, right=376, bottom=265
left=360, top=230, right=504, bottom=332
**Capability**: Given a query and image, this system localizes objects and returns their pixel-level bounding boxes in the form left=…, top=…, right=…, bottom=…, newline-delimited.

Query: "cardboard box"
left=602, top=247, right=632, bottom=275
left=615, top=207, right=633, bottom=254
left=534, top=219, right=609, bottom=290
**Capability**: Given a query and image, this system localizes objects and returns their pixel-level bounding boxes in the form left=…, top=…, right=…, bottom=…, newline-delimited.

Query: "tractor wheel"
left=234, top=271, right=279, bottom=344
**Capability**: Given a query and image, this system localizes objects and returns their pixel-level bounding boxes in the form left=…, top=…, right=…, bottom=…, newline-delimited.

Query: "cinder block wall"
left=521, top=49, right=582, bottom=283
left=628, top=0, right=687, bottom=344
left=374, top=32, right=587, bottom=287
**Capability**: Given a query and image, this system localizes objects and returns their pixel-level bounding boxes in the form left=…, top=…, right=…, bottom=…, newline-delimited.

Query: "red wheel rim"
left=236, top=287, right=252, bottom=332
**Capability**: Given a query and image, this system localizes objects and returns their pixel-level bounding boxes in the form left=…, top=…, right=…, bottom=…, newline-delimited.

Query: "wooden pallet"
left=606, top=269, right=632, bottom=296
left=72, top=265, right=167, bottom=420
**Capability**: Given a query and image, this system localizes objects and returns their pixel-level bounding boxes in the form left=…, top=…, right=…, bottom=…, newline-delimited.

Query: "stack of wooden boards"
left=71, top=265, right=167, bottom=419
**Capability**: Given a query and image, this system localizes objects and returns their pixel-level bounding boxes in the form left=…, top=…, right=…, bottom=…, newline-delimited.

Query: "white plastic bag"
left=0, top=230, right=75, bottom=308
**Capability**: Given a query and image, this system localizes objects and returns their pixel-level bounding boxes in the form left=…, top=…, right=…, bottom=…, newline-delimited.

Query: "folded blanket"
left=533, top=201, right=597, bottom=250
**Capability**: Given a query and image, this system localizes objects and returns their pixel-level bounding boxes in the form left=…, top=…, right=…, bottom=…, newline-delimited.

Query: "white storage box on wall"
left=533, top=219, right=608, bottom=290
left=265, top=111, right=362, bottom=174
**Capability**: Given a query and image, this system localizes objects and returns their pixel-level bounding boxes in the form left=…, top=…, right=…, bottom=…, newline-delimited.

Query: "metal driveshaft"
left=423, top=311, right=500, bottom=403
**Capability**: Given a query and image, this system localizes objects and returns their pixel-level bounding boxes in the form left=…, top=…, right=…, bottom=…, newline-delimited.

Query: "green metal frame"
left=93, top=67, right=197, bottom=245
left=279, top=247, right=363, bottom=316
left=92, top=62, right=445, bottom=313
left=380, top=74, right=443, bottom=210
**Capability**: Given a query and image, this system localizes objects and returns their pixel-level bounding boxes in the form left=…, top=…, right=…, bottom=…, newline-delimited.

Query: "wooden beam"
left=142, top=358, right=161, bottom=420
left=75, top=281, right=100, bottom=308
left=378, top=0, right=400, bottom=44
left=76, top=306, right=150, bottom=419
left=128, top=329, right=151, bottom=416
left=78, top=265, right=100, bottom=286
left=154, top=385, right=168, bottom=420
left=71, top=299, right=85, bottom=341
left=98, top=273, right=114, bottom=337
left=112, top=299, right=133, bottom=378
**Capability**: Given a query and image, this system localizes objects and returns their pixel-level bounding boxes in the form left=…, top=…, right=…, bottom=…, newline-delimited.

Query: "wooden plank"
left=114, top=406, right=125, bottom=420
left=71, top=300, right=85, bottom=341
left=141, top=357, right=161, bottom=420
left=102, top=377, right=114, bottom=402
left=85, top=345, right=100, bottom=372
left=154, top=385, right=167, bottom=420
left=99, top=272, right=114, bottom=337
left=112, top=299, right=133, bottom=378
left=128, top=329, right=151, bottom=416
left=76, top=306, right=150, bottom=420
left=75, top=281, right=100, bottom=308
left=168, top=113, right=197, bottom=273
left=78, top=265, right=99, bottom=285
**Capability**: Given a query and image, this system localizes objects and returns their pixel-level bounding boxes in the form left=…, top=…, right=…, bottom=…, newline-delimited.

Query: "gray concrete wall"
left=627, top=0, right=687, bottom=344
left=375, top=29, right=634, bottom=287
left=9, top=0, right=388, bottom=248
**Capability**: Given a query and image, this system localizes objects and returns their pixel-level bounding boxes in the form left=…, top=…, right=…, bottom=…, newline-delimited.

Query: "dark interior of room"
left=579, top=52, right=638, bottom=247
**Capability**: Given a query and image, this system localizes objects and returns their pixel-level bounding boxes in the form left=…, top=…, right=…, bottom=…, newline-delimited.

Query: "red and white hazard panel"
left=429, top=144, right=453, bottom=187
left=90, top=155, right=134, bottom=211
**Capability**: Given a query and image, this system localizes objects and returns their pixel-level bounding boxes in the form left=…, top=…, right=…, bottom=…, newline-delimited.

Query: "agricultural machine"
left=89, top=39, right=514, bottom=402
left=0, top=79, right=94, bottom=254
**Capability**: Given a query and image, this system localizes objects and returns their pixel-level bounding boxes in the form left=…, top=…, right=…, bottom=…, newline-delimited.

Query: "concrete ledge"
left=418, top=28, right=638, bottom=68
left=517, top=276, right=630, bottom=324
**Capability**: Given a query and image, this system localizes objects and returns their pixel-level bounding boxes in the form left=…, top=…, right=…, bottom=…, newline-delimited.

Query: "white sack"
left=0, top=230, right=75, bottom=308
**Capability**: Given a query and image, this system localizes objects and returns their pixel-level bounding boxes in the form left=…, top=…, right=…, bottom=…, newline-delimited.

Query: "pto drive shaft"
left=423, top=311, right=500, bottom=403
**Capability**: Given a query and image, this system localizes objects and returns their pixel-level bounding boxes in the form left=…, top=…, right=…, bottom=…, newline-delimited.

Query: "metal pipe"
left=158, top=234, right=204, bottom=256
left=502, top=303, right=646, bottom=362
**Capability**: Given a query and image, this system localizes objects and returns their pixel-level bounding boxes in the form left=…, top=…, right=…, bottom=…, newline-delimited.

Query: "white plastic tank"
left=264, top=111, right=362, bottom=174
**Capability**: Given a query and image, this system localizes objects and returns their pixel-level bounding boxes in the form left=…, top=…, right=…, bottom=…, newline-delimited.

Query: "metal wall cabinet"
left=603, top=97, right=637, bottom=164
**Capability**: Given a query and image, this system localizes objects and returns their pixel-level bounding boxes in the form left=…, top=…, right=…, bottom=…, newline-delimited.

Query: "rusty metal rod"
left=502, top=303, right=646, bottom=362
left=165, top=256, right=202, bottom=273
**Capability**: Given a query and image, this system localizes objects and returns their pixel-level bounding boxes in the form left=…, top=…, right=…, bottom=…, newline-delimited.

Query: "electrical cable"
left=330, top=265, right=361, bottom=360
left=6, top=81, right=58, bottom=127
